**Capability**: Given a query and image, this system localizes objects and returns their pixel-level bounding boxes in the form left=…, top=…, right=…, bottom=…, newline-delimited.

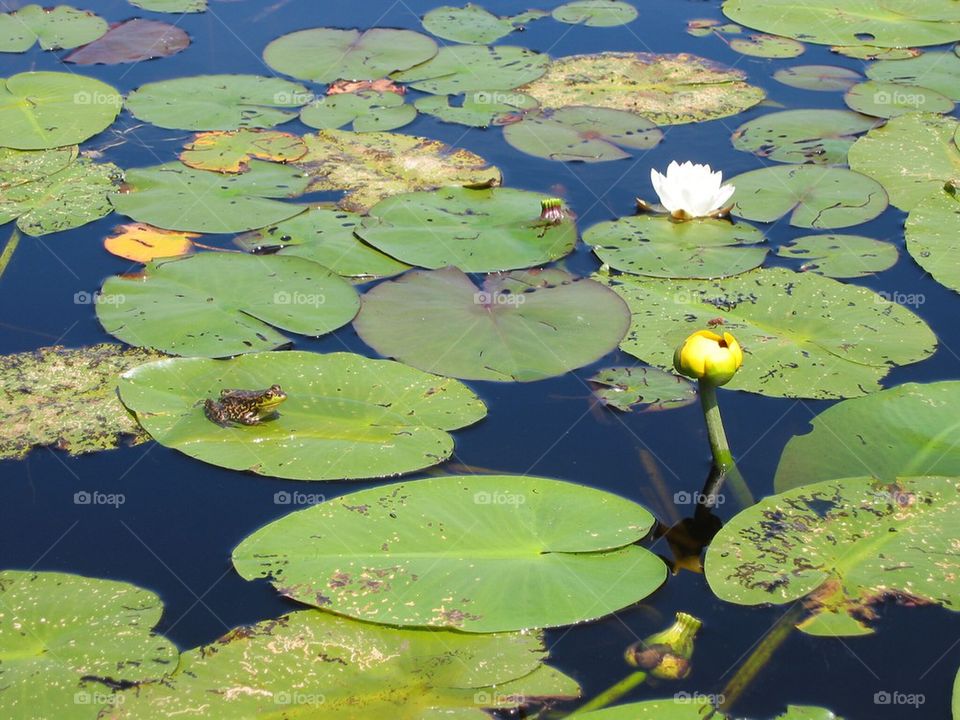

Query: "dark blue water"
left=2, top=0, right=959, bottom=717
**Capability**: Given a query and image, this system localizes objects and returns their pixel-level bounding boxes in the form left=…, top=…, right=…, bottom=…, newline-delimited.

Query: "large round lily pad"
left=0, top=72, right=121, bottom=150
left=126, top=74, right=310, bottom=131
left=517, top=52, right=765, bottom=125
left=299, top=90, right=416, bottom=132
left=110, top=161, right=308, bottom=233
left=732, top=109, right=877, bottom=165
left=392, top=45, right=550, bottom=94
left=232, top=475, right=666, bottom=632
left=119, top=351, right=485, bottom=480
left=867, top=51, right=960, bottom=100
left=729, top=165, right=888, bottom=229
left=356, top=186, right=576, bottom=272
left=598, top=266, right=936, bottom=399
left=355, top=267, right=631, bottom=382
left=0, top=571, right=178, bottom=720
left=293, top=129, right=501, bottom=213
left=0, top=4, right=106, bottom=52
left=844, top=80, right=953, bottom=118
left=97, top=253, right=360, bottom=357
left=422, top=5, right=547, bottom=44
left=264, top=27, right=437, bottom=84
left=584, top=214, right=766, bottom=278
left=705, top=476, right=960, bottom=635
left=905, top=187, right=960, bottom=293
left=774, top=233, right=897, bottom=278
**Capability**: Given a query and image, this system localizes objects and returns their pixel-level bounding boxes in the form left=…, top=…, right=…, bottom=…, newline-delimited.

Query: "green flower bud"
left=626, top=612, right=702, bottom=680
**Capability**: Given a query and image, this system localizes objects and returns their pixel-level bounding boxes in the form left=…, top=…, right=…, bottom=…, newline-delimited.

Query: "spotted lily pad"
left=773, top=65, right=862, bottom=92
left=729, top=165, right=888, bottom=229
left=0, top=571, right=178, bottom=720
left=300, top=90, right=416, bottom=132
left=97, top=253, right=360, bottom=357
left=392, top=45, right=550, bottom=94
left=0, top=146, right=77, bottom=188
left=729, top=33, right=805, bottom=58
left=732, top=110, right=877, bottom=165
left=126, top=74, right=310, bottom=131
left=517, top=52, right=765, bottom=124
left=356, top=187, right=576, bottom=272
left=867, top=51, right=960, bottom=100
left=844, top=80, right=953, bottom=118
left=129, top=0, right=206, bottom=11
left=832, top=45, right=921, bottom=60
left=110, top=161, right=308, bottom=233
left=293, top=129, right=501, bottom=213
left=775, top=233, right=897, bottom=278
left=598, top=266, right=935, bottom=399
left=415, top=90, right=539, bottom=127
left=0, top=72, right=122, bottom=150
left=589, top=366, right=696, bottom=412
left=552, top=0, right=637, bottom=26
left=264, top=27, right=437, bottom=84
left=502, top=106, right=662, bottom=162
left=179, top=130, right=307, bottom=173
left=232, top=475, right=666, bottom=631
left=904, top=187, right=960, bottom=293
left=584, top=215, right=766, bottom=278
left=423, top=4, right=547, bottom=44
left=64, top=18, right=189, bottom=64
left=705, top=476, right=960, bottom=636
left=354, top=267, right=630, bottom=382
left=0, top=4, right=106, bottom=52
left=118, top=351, right=485, bottom=480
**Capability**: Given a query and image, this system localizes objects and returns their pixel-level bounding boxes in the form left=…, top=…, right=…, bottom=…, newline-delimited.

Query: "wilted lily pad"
left=518, top=52, right=764, bottom=124
left=130, top=0, right=206, bottom=11
left=392, top=45, right=550, bottom=94
left=730, top=165, right=887, bottom=229
left=729, top=33, right=805, bottom=58
left=264, top=27, right=437, bottom=84
left=775, top=234, right=897, bottom=278
left=0, top=570, right=178, bottom=720
left=0, top=146, right=77, bottom=188
left=904, top=187, right=960, bottom=293
left=589, top=366, right=696, bottom=412
left=552, top=0, right=637, bottom=26
left=126, top=74, right=310, bottom=131
left=64, top=18, right=189, bottom=64
left=773, top=65, right=862, bottom=92
left=98, top=253, right=360, bottom=357
left=866, top=51, right=960, bottom=100
left=110, top=161, right=308, bottom=233
left=294, top=129, right=501, bottom=213
left=502, top=106, right=662, bottom=162
left=415, top=90, right=539, bottom=127
left=118, top=351, right=485, bottom=480
left=355, top=267, right=630, bottom=382
left=300, top=90, right=416, bottom=132
left=356, top=186, right=576, bottom=272
left=732, top=109, right=877, bottom=165
left=233, top=475, right=665, bottom=631
left=0, top=4, right=106, bottom=52
left=104, top=223, right=196, bottom=262
left=599, top=266, right=935, bottom=399
left=0, top=72, right=122, bottom=150
left=423, top=5, right=547, bottom=44
left=844, top=80, right=953, bottom=118
left=584, top=215, right=766, bottom=278
left=705, top=476, right=960, bottom=635
left=179, top=129, right=307, bottom=173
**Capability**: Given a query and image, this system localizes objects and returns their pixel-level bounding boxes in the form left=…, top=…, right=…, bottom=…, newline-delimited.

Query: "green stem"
left=567, top=670, right=648, bottom=717
left=0, top=227, right=21, bottom=283
left=698, top=381, right=754, bottom=507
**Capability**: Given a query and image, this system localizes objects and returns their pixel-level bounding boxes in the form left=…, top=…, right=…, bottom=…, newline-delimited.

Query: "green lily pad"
left=773, top=65, right=862, bottom=92
left=904, top=187, right=960, bottom=293
left=233, top=475, right=665, bottom=631
left=294, top=129, right=501, bottom=213
left=0, top=4, right=106, bottom=52
left=552, top=0, right=638, bottom=26
left=589, top=366, right=696, bottom=412
left=502, top=106, right=662, bottom=162
left=867, top=51, right=960, bottom=100
left=517, top=52, right=765, bottom=125
left=300, top=90, right=416, bottom=132
left=775, top=233, right=898, bottom=278
left=392, top=45, right=550, bottom=94
left=832, top=44, right=921, bottom=60
left=355, top=267, right=630, bottom=382
left=598, top=266, right=936, bottom=399
left=844, top=80, right=953, bottom=118
left=63, top=18, right=189, bottom=65
left=264, top=27, right=437, bottom=84
left=0, top=157, right=121, bottom=236
left=729, top=165, right=888, bottom=229
left=356, top=186, right=576, bottom=272
left=129, top=0, right=206, bottom=11
left=729, top=33, right=805, bottom=58
left=569, top=699, right=716, bottom=719
left=0, top=72, right=122, bottom=150
left=423, top=5, right=547, bottom=44
left=955, top=665, right=960, bottom=719
left=584, top=215, right=766, bottom=278
left=732, top=109, right=877, bottom=165
left=722, top=0, right=960, bottom=48
left=0, top=146, right=77, bottom=188
left=126, top=74, right=310, bottom=131
left=705, top=476, right=960, bottom=635
left=0, top=344, right=163, bottom=460
left=97, top=254, right=360, bottom=357
left=415, top=90, right=539, bottom=127
left=775, top=382, right=960, bottom=492
left=848, top=112, right=960, bottom=211
left=178, top=129, right=307, bottom=173
left=235, top=205, right=410, bottom=280
left=0, top=571, right=178, bottom=720
left=118, top=351, right=485, bottom=480
left=107, top=610, right=577, bottom=719
left=110, top=161, right=308, bottom=233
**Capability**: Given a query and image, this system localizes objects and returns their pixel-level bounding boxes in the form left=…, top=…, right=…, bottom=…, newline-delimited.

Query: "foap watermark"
left=872, top=89, right=930, bottom=110
left=274, top=291, right=326, bottom=307
left=674, top=691, right=725, bottom=705
left=273, top=490, right=325, bottom=506
left=474, top=690, right=525, bottom=706
left=874, top=690, right=925, bottom=708
left=472, top=90, right=527, bottom=106
left=875, top=290, right=925, bottom=308
left=274, top=90, right=315, bottom=106
left=74, top=490, right=125, bottom=508
left=74, top=691, right=124, bottom=707
left=474, top=490, right=526, bottom=506
left=274, top=691, right=326, bottom=706
left=673, top=490, right=725, bottom=506
left=474, top=291, right=525, bottom=307
left=73, top=91, right=123, bottom=108
left=74, top=291, right=125, bottom=306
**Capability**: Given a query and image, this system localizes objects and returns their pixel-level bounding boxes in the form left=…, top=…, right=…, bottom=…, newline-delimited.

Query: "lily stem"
left=567, top=670, right=648, bottom=717
left=698, top=381, right=754, bottom=508
left=0, top=227, right=21, bottom=284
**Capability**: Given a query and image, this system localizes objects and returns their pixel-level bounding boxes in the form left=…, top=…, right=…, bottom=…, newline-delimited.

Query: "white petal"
left=651, top=168, right=678, bottom=212
left=712, top=182, right=736, bottom=211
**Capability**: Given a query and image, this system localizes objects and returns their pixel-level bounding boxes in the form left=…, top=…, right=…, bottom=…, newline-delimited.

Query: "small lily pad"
left=300, top=90, right=416, bottom=132
left=179, top=129, right=307, bottom=173
left=130, top=0, right=206, bottom=11
left=904, top=187, right=960, bottom=293
left=832, top=45, right=921, bottom=60
left=392, top=45, right=550, bottom=94
left=773, top=65, right=862, bottom=92
left=551, top=0, right=638, bottom=26
left=104, top=223, right=197, bottom=262
left=732, top=109, right=877, bottom=165
left=775, top=234, right=897, bottom=278
left=844, top=80, right=953, bottom=118
left=867, top=51, right=960, bottom=100
left=0, top=4, right=106, bottom=52
left=64, top=18, right=189, bottom=64
left=589, top=366, right=696, bottom=412
left=415, top=90, right=539, bottom=127
left=729, top=33, right=805, bottom=58
left=502, top=106, right=662, bottom=162
left=423, top=5, right=547, bottom=44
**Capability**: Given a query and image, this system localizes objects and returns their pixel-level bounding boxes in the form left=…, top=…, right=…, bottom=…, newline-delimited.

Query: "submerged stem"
left=0, top=227, right=22, bottom=284
left=698, top=382, right=754, bottom=508
left=568, top=670, right=648, bottom=716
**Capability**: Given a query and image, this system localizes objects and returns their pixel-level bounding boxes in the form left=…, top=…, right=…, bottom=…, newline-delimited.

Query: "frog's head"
left=259, top=384, right=287, bottom=410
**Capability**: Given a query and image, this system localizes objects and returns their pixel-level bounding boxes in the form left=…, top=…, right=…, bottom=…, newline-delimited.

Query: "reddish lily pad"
left=64, top=19, right=188, bottom=64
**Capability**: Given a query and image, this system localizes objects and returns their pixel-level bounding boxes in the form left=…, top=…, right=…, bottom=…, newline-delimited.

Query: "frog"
left=203, top=385, right=287, bottom=426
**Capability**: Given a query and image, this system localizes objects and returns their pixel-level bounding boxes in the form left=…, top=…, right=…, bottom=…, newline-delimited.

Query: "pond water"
left=2, top=0, right=960, bottom=718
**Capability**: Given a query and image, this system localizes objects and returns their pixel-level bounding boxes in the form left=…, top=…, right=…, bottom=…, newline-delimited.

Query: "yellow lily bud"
left=625, top=611, right=702, bottom=680
left=673, top=330, right=743, bottom=386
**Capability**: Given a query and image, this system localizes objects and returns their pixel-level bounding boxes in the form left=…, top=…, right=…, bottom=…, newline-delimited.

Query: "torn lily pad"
left=179, top=129, right=307, bottom=173
left=773, top=65, right=862, bottom=92
left=299, top=90, right=416, bottom=132
left=415, top=90, right=538, bottom=127
left=775, top=233, right=897, bottom=278
left=517, top=52, right=764, bottom=124
left=422, top=4, right=547, bottom=44
left=393, top=45, right=550, bottom=94
left=729, top=33, right=805, bottom=58
left=589, top=366, right=696, bottom=412
left=844, top=80, right=953, bottom=119
left=232, top=475, right=666, bottom=631
left=118, top=351, right=485, bottom=480
left=731, top=109, right=877, bottom=165
left=64, top=18, right=189, bottom=64
left=552, top=0, right=637, bottom=26
left=0, top=4, right=106, bottom=52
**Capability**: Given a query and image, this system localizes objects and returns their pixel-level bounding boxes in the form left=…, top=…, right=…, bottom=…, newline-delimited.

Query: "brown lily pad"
left=65, top=19, right=189, bottom=64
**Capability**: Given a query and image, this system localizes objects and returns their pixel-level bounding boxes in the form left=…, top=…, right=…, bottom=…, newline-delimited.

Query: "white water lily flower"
left=649, top=161, right=735, bottom=220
